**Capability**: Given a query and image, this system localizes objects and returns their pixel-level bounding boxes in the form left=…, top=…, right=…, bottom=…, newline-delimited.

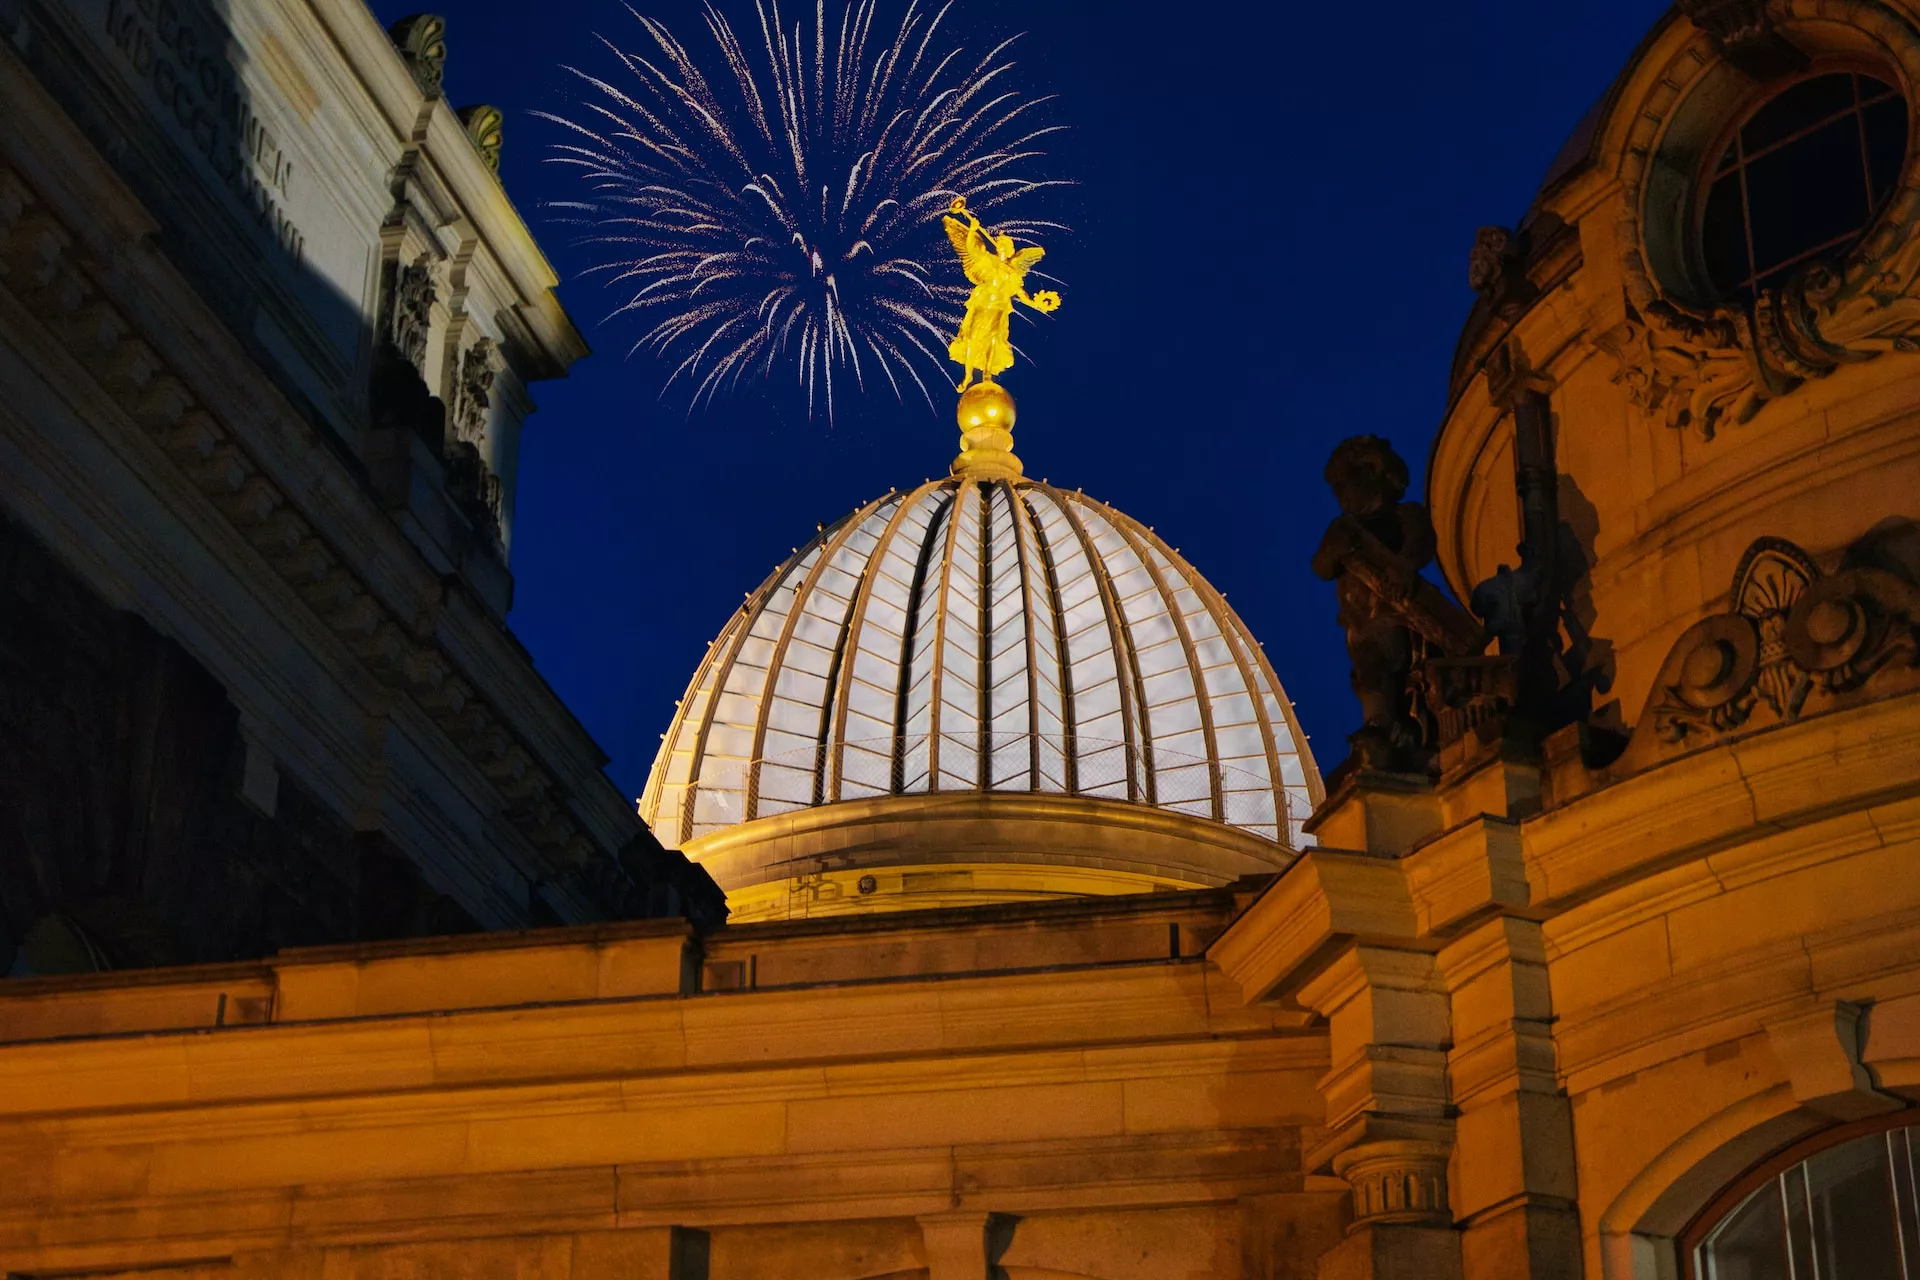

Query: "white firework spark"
left=540, top=0, right=1067, bottom=417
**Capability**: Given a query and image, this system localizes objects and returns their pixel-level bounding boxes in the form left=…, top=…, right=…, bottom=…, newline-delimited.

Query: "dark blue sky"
left=385, top=0, right=1669, bottom=802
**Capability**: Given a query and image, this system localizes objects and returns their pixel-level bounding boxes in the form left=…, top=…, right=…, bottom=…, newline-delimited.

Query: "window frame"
left=1679, top=1110, right=1920, bottom=1280
left=1684, top=62, right=1912, bottom=307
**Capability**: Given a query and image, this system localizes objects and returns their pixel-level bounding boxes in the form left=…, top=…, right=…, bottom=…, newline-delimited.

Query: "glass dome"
left=640, top=474, right=1321, bottom=853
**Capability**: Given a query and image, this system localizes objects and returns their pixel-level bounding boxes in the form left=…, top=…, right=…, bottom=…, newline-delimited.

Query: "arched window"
left=1687, top=1118, right=1920, bottom=1279
left=1699, top=72, right=1910, bottom=302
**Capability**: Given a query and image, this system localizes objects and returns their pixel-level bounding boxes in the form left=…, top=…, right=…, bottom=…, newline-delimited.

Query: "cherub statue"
left=943, top=197, right=1060, bottom=390
left=1312, top=436, right=1442, bottom=764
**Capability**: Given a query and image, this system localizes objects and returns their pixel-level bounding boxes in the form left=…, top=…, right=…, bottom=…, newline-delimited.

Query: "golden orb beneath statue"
left=958, top=380, right=1016, bottom=432
left=952, top=381, right=1023, bottom=479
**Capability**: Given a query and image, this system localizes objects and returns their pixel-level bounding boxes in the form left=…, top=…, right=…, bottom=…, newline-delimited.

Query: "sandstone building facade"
left=5, top=2, right=1920, bottom=1280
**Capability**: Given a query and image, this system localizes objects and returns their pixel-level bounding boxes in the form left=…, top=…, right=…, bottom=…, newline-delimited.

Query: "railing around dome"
left=676, top=734, right=1310, bottom=850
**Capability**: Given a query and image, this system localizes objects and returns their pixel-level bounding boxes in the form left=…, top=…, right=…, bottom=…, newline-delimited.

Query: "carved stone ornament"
left=459, top=105, right=504, bottom=173
left=1676, top=0, right=1809, bottom=80
left=1590, top=311, right=1760, bottom=440
left=1332, top=1140, right=1454, bottom=1228
left=1468, top=225, right=1538, bottom=320
left=455, top=336, right=496, bottom=444
left=1625, top=530, right=1920, bottom=765
left=389, top=254, right=437, bottom=373
left=1597, top=0, right=1920, bottom=440
left=387, top=14, right=447, bottom=97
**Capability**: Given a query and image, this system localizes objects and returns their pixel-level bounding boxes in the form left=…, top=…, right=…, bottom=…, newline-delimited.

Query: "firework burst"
left=541, top=0, right=1067, bottom=417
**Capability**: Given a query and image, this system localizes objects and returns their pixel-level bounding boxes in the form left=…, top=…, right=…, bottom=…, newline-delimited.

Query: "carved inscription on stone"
left=96, top=0, right=307, bottom=264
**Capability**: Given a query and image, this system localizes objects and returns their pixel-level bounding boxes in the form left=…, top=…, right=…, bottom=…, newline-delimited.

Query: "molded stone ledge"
left=1523, top=692, right=1920, bottom=911
left=1306, top=769, right=1443, bottom=857
left=1403, top=818, right=1533, bottom=939
left=0, top=965, right=276, bottom=1043
left=1207, top=852, right=1419, bottom=1006
left=271, top=921, right=696, bottom=1021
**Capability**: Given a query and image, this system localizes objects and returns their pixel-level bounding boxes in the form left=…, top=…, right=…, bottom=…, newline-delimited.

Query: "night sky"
left=375, top=0, right=1670, bottom=803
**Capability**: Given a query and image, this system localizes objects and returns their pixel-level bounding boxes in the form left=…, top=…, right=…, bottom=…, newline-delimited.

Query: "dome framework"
left=641, top=475, right=1320, bottom=855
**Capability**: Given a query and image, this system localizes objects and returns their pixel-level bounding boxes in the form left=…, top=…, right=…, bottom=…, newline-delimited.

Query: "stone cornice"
left=0, top=52, right=641, bottom=903
left=1527, top=691, right=1920, bottom=913
left=0, top=960, right=1324, bottom=1117
left=1207, top=850, right=1419, bottom=1005
left=1221, top=688, right=1920, bottom=1023
left=304, top=0, right=590, bottom=381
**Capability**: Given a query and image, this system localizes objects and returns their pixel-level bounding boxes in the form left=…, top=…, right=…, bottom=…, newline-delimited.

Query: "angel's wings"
left=1010, top=246, right=1045, bottom=273
left=944, top=216, right=998, bottom=286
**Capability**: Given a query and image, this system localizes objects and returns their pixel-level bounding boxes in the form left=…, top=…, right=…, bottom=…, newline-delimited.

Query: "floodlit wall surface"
left=0, top=892, right=1348, bottom=1280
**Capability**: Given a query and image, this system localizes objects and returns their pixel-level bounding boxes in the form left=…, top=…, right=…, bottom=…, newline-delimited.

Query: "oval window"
left=1699, top=72, right=1910, bottom=302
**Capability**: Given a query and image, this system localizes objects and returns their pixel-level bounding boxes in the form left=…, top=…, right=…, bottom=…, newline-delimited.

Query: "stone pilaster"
left=919, top=1211, right=990, bottom=1280
left=1297, top=945, right=1465, bottom=1280
left=1437, top=917, right=1581, bottom=1280
left=1299, top=945, right=1453, bottom=1153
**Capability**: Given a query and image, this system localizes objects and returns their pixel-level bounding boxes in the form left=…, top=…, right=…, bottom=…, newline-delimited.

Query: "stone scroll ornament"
left=1626, top=529, right=1920, bottom=764
left=1595, top=0, right=1920, bottom=440
left=387, top=14, right=448, bottom=97
left=460, top=105, right=504, bottom=173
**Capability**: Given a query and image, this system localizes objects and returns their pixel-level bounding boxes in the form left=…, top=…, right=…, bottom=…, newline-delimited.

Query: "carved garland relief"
left=1597, top=0, right=1920, bottom=439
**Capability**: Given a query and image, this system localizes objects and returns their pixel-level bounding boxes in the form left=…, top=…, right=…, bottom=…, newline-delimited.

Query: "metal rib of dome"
left=639, top=477, right=1319, bottom=850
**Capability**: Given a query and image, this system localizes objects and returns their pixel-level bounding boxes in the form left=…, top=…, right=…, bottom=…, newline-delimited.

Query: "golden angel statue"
left=943, top=197, right=1061, bottom=390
